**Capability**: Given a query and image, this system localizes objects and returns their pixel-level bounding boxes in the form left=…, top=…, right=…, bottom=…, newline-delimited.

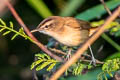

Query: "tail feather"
left=89, top=27, right=99, bottom=36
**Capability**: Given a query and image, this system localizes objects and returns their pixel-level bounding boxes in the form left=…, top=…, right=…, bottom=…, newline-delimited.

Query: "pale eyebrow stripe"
left=41, top=18, right=53, bottom=25
left=37, top=18, right=54, bottom=29
left=43, top=20, right=54, bottom=26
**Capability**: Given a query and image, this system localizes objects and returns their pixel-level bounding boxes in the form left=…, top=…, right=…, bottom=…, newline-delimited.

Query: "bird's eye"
left=44, top=25, right=49, bottom=28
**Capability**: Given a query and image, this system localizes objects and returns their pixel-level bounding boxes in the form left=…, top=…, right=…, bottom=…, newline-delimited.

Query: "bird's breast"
left=54, top=29, right=89, bottom=46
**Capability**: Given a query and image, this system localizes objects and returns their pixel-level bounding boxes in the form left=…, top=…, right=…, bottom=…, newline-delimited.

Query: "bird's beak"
left=31, top=29, right=38, bottom=33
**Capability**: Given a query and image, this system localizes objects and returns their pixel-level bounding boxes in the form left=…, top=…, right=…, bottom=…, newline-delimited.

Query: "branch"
left=49, top=48, right=66, bottom=55
left=100, top=0, right=112, bottom=15
left=4, top=0, right=63, bottom=61
left=81, top=59, right=104, bottom=64
left=50, top=6, right=120, bottom=80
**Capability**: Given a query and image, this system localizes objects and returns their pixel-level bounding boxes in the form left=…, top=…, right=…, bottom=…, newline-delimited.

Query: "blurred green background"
left=0, top=0, right=120, bottom=80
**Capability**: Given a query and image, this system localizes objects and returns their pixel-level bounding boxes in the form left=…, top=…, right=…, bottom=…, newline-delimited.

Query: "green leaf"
left=59, top=0, right=85, bottom=16
left=103, top=73, right=108, bottom=80
left=26, top=0, right=53, bottom=18
left=72, top=63, right=86, bottom=75
left=31, top=53, right=58, bottom=72
left=73, top=66, right=79, bottom=75
left=0, top=19, right=31, bottom=41
left=43, top=54, right=51, bottom=59
left=35, top=53, right=51, bottom=59
left=114, top=30, right=120, bottom=37
left=35, top=54, right=45, bottom=59
left=47, top=63, right=56, bottom=71
left=19, top=28, right=26, bottom=37
left=0, top=28, right=5, bottom=32
left=19, top=28, right=24, bottom=33
left=102, top=58, right=120, bottom=73
left=31, top=59, right=43, bottom=70
left=106, top=52, right=120, bottom=60
left=36, top=61, right=52, bottom=71
left=91, top=20, right=104, bottom=27
left=97, top=72, right=104, bottom=80
left=67, top=68, right=102, bottom=80
left=0, top=19, right=6, bottom=26
left=3, top=31, right=11, bottom=36
left=75, top=0, right=120, bottom=21
left=107, top=72, right=113, bottom=77
left=9, top=21, right=13, bottom=29
left=11, top=34, right=19, bottom=40
left=88, top=64, right=93, bottom=69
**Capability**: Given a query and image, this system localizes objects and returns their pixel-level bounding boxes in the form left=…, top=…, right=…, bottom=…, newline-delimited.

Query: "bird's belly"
left=56, top=34, right=82, bottom=46
left=56, top=30, right=89, bottom=46
left=59, top=38, right=81, bottom=46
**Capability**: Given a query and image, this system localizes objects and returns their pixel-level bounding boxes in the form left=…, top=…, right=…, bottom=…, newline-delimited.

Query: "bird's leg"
left=66, top=48, right=72, bottom=60
left=88, top=45, right=96, bottom=66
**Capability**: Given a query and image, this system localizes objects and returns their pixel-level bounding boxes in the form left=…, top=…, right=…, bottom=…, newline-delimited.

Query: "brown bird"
left=31, top=16, right=98, bottom=46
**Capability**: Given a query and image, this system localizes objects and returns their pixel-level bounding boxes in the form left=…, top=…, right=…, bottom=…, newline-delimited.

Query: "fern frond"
left=0, top=18, right=33, bottom=42
left=35, top=53, right=51, bottom=59
left=31, top=53, right=59, bottom=71
left=36, top=61, right=53, bottom=71
left=97, top=72, right=104, bottom=80
left=31, top=59, right=44, bottom=70
left=72, top=63, right=86, bottom=75
left=102, top=58, right=120, bottom=72
left=47, top=63, right=56, bottom=71
left=97, top=58, right=120, bottom=80
left=91, top=20, right=120, bottom=37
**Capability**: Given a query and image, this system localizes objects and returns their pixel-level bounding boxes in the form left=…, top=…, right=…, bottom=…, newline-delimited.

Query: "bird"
left=31, top=16, right=97, bottom=47
left=31, top=16, right=98, bottom=64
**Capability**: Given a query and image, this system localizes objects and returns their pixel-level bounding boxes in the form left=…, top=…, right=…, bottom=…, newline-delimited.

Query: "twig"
left=49, top=6, right=120, bottom=80
left=81, top=59, right=104, bottom=64
left=100, top=0, right=112, bottom=15
left=4, top=0, right=63, bottom=61
left=49, top=48, right=103, bottom=64
left=49, top=48, right=66, bottom=55
left=32, top=56, right=38, bottom=80
left=100, top=0, right=120, bottom=51
left=88, top=45, right=96, bottom=66
left=80, top=54, right=104, bottom=64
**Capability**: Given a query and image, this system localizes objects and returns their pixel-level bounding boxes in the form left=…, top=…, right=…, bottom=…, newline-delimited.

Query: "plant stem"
left=101, top=33, right=120, bottom=51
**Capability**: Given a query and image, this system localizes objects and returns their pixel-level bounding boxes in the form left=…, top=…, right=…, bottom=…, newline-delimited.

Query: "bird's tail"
left=89, top=27, right=99, bottom=36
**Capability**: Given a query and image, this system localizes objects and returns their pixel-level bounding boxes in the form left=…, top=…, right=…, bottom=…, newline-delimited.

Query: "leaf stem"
left=0, top=25, right=33, bottom=41
left=101, top=33, right=120, bottom=51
